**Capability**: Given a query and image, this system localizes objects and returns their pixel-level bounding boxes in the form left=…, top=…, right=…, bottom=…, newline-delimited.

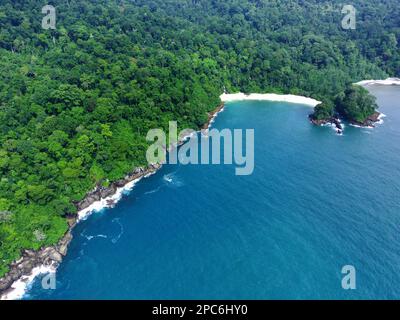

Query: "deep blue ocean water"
left=26, top=86, right=400, bottom=299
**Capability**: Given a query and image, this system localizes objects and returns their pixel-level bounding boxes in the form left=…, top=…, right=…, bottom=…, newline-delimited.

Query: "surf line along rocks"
left=0, top=103, right=226, bottom=298
left=0, top=164, right=161, bottom=298
left=309, top=116, right=344, bottom=135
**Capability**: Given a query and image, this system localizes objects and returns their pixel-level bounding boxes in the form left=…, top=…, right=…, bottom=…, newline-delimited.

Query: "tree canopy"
left=336, top=85, right=379, bottom=123
left=0, top=0, right=399, bottom=277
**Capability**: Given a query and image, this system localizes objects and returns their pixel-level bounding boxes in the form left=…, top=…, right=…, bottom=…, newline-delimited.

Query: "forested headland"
left=0, top=0, right=399, bottom=277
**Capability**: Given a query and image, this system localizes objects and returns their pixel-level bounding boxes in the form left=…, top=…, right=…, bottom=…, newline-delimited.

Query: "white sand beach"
left=220, top=93, right=321, bottom=107
left=355, top=78, right=400, bottom=86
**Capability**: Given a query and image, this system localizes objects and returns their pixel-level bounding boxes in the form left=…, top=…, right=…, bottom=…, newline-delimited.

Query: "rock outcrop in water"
left=349, top=111, right=381, bottom=127
left=309, top=111, right=383, bottom=134
left=309, top=116, right=344, bottom=135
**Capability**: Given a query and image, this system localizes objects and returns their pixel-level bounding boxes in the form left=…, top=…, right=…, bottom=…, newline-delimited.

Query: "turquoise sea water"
left=26, top=86, right=400, bottom=299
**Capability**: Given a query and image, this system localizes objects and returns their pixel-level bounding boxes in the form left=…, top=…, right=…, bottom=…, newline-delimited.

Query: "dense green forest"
left=311, top=84, right=380, bottom=123
left=0, top=0, right=399, bottom=277
left=336, top=85, right=379, bottom=123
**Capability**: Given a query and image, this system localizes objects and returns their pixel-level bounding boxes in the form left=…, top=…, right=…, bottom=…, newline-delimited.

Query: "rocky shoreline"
left=0, top=164, right=161, bottom=298
left=202, top=104, right=225, bottom=130
left=0, top=103, right=225, bottom=299
left=349, top=111, right=381, bottom=128
left=309, top=116, right=344, bottom=135
left=309, top=111, right=382, bottom=134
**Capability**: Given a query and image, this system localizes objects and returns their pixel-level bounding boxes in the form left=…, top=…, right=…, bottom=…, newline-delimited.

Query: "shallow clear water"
left=26, top=86, right=400, bottom=299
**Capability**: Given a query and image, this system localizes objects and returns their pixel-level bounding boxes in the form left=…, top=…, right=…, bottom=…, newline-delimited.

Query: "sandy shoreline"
left=0, top=90, right=379, bottom=299
left=0, top=93, right=327, bottom=299
left=220, top=92, right=321, bottom=107
left=355, top=77, right=400, bottom=86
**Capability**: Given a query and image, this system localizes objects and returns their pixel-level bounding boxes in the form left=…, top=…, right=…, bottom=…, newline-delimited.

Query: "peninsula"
left=0, top=0, right=399, bottom=299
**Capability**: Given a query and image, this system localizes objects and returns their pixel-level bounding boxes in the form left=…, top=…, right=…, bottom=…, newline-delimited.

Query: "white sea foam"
left=349, top=123, right=374, bottom=129
left=144, top=186, right=161, bottom=195
left=202, top=107, right=225, bottom=135
left=111, top=218, right=124, bottom=244
left=220, top=93, right=321, bottom=107
left=377, top=113, right=387, bottom=124
left=163, top=173, right=184, bottom=187
left=321, top=119, right=344, bottom=135
left=81, top=233, right=108, bottom=241
left=0, top=264, right=56, bottom=300
left=348, top=113, right=386, bottom=129
left=77, top=177, right=143, bottom=222
left=1, top=96, right=228, bottom=300
left=1, top=174, right=148, bottom=300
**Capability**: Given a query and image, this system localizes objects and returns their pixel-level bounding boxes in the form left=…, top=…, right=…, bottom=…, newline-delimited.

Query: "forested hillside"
left=0, top=0, right=399, bottom=276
